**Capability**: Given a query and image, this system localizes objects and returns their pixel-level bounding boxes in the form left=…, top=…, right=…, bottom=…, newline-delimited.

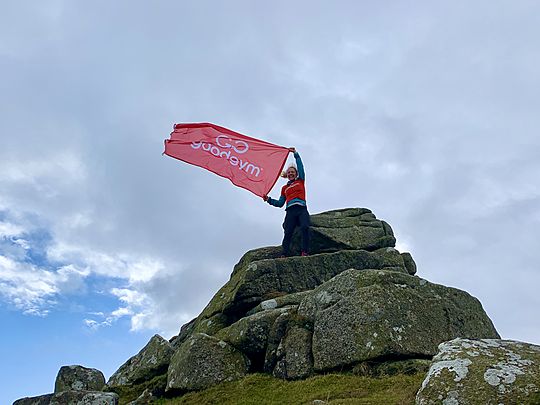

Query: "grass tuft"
left=155, top=372, right=424, bottom=405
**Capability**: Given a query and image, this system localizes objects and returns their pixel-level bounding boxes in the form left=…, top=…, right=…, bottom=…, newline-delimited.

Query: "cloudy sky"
left=2, top=1, right=540, bottom=402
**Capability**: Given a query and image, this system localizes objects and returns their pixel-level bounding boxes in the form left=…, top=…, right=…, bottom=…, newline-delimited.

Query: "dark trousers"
left=282, top=205, right=310, bottom=256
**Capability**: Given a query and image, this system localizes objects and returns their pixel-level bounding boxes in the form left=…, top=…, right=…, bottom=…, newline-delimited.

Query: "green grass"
left=156, top=372, right=424, bottom=405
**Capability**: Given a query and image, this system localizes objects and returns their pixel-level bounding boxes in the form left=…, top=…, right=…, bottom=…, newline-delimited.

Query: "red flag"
left=164, top=123, right=290, bottom=197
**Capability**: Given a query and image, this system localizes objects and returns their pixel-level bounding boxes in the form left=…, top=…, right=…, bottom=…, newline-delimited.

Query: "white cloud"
left=0, top=217, right=169, bottom=330
left=0, top=153, right=86, bottom=186
left=111, top=288, right=147, bottom=307
left=84, top=319, right=101, bottom=330
left=47, top=242, right=165, bottom=283
left=13, top=238, right=30, bottom=250
left=0, top=208, right=174, bottom=333
left=84, top=287, right=154, bottom=332
left=0, top=255, right=88, bottom=315
left=0, top=221, right=25, bottom=238
left=395, top=240, right=412, bottom=254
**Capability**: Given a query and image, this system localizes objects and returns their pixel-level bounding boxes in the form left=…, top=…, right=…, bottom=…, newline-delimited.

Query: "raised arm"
left=294, top=151, right=305, bottom=180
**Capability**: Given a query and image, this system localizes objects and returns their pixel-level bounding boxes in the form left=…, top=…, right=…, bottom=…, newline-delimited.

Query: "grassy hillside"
left=155, top=372, right=424, bottom=405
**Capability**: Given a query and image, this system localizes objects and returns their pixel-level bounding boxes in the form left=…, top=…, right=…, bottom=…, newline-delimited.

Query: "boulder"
left=290, top=208, right=396, bottom=254
left=401, top=252, right=417, bottom=275
left=107, top=334, right=174, bottom=388
left=298, top=269, right=500, bottom=372
left=14, top=366, right=108, bottom=405
left=216, top=306, right=294, bottom=362
left=272, top=322, right=314, bottom=380
left=49, top=391, right=118, bottom=405
left=54, top=365, right=105, bottom=393
left=167, top=333, right=250, bottom=392
left=13, top=394, right=53, bottom=405
left=191, top=248, right=409, bottom=337
left=416, top=338, right=540, bottom=405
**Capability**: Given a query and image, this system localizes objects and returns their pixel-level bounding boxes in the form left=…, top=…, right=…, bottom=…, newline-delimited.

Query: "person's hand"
left=263, top=195, right=269, bottom=202
left=288, top=147, right=296, bottom=153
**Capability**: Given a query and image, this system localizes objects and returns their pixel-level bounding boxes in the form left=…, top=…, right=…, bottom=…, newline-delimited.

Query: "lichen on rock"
left=416, top=338, right=540, bottom=404
left=54, top=365, right=105, bottom=393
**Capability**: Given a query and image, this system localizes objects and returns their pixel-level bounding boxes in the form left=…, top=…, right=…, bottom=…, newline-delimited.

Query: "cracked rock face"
left=416, top=338, right=540, bottom=404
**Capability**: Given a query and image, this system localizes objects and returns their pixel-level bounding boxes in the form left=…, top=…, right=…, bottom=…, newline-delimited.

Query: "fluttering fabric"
left=164, top=123, right=290, bottom=197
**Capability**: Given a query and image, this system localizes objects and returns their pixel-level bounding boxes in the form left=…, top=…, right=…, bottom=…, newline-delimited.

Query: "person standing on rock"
left=263, top=147, right=310, bottom=257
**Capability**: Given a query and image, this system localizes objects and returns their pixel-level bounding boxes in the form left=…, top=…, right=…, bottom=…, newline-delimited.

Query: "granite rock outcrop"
left=17, top=207, right=529, bottom=404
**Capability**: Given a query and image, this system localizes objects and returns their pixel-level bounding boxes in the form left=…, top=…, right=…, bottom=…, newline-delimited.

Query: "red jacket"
left=281, top=179, right=306, bottom=205
left=267, top=152, right=307, bottom=209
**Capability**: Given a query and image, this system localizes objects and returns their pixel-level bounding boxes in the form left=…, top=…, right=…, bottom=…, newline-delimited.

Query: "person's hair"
left=281, top=165, right=298, bottom=178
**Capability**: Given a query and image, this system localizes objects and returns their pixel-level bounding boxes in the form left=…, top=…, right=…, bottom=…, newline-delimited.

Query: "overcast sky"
left=2, top=1, right=540, bottom=403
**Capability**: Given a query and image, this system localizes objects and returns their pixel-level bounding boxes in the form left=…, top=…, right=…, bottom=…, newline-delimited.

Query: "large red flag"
left=164, top=123, right=290, bottom=197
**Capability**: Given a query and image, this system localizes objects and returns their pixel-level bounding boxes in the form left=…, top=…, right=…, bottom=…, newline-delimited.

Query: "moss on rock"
left=108, top=335, right=174, bottom=388
left=298, top=269, right=500, bottom=372
left=167, top=333, right=250, bottom=392
left=105, top=373, right=167, bottom=405
left=216, top=306, right=294, bottom=360
left=190, top=248, right=408, bottom=338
